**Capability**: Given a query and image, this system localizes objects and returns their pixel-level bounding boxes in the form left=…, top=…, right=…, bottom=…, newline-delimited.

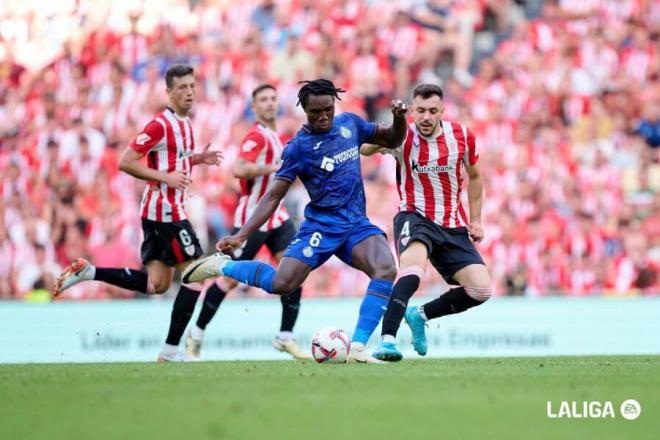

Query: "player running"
left=362, top=84, right=492, bottom=361
left=52, top=64, right=223, bottom=362
left=184, top=84, right=310, bottom=360
left=182, top=79, right=408, bottom=363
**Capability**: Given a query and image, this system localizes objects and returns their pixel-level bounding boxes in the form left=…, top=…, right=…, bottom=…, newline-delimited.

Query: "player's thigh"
left=452, top=264, right=491, bottom=288
left=399, top=241, right=429, bottom=271
left=349, top=234, right=397, bottom=281
left=432, top=227, right=487, bottom=286
left=146, top=260, right=175, bottom=293
left=272, top=257, right=314, bottom=294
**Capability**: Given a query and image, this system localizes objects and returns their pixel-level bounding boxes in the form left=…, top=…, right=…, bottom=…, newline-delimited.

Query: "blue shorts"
left=283, top=217, right=386, bottom=269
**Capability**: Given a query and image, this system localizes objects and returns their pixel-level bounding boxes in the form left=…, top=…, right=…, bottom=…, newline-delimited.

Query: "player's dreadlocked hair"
left=296, top=79, right=346, bottom=110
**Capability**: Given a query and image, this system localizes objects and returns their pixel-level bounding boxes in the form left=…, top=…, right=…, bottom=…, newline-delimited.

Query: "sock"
left=381, top=273, right=421, bottom=337
left=165, top=285, right=201, bottom=346
left=279, top=287, right=301, bottom=332
left=94, top=267, right=150, bottom=293
left=223, top=261, right=276, bottom=293
left=161, top=343, right=179, bottom=356
left=421, top=287, right=485, bottom=320
left=195, top=283, right=227, bottom=330
left=352, top=279, right=393, bottom=344
left=418, top=306, right=429, bottom=321
left=382, top=334, right=396, bottom=344
left=277, top=331, right=294, bottom=341
left=190, top=325, right=204, bottom=341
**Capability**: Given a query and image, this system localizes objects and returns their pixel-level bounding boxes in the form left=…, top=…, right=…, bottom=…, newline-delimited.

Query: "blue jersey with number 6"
left=275, top=113, right=385, bottom=269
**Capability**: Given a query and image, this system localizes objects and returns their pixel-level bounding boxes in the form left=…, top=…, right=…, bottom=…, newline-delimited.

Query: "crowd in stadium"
left=0, top=0, right=658, bottom=300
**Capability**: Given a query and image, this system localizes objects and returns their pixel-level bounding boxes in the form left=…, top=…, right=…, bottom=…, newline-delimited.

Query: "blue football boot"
left=404, top=306, right=428, bottom=356
left=372, top=341, right=403, bottom=362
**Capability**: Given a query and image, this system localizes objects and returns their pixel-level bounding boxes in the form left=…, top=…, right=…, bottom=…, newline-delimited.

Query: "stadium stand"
left=0, top=0, right=657, bottom=299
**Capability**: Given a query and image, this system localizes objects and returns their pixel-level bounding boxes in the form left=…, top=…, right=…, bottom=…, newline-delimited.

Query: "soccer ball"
left=311, top=327, right=350, bottom=363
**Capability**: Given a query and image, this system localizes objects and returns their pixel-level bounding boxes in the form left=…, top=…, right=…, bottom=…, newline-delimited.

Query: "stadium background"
left=0, top=3, right=658, bottom=439
left=1, top=0, right=657, bottom=302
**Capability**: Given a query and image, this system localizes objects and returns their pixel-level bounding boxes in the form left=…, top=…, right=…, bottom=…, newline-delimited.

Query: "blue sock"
left=222, top=261, right=275, bottom=294
left=352, top=279, right=393, bottom=344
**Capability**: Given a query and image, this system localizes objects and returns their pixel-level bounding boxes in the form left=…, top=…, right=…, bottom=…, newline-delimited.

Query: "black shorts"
left=393, top=211, right=484, bottom=284
left=140, top=219, right=204, bottom=266
left=231, top=219, right=296, bottom=261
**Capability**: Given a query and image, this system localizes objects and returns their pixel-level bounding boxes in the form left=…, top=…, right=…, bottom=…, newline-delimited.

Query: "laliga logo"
left=546, top=399, right=641, bottom=420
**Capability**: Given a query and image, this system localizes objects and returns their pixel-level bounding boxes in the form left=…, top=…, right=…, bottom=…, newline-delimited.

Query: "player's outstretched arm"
left=370, top=99, right=408, bottom=149
left=118, top=147, right=191, bottom=190
left=233, top=158, right=279, bottom=179
left=465, top=163, right=484, bottom=242
left=216, top=178, right=292, bottom=251
left=191, top=143, right=224, bottom=167
left=360, top=144, right=385, bottom=156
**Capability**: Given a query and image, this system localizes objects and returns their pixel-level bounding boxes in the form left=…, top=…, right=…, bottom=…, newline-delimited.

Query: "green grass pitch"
left=1, top=356, right=658, bottom=440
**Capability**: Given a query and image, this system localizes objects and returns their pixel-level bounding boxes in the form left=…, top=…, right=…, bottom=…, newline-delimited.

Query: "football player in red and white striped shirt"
left=52, top=64, right=223, bottom=362
left=184, top=85, right=310, bottom=360
left=362, top=84, right=492, bottom=361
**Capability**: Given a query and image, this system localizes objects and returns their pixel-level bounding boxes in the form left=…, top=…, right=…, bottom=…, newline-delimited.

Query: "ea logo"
left=620, top=399, right=641, bottom=420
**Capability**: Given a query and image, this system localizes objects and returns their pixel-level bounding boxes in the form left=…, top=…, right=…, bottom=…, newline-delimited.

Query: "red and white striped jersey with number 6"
left=129, top=107, right=195, bottom=223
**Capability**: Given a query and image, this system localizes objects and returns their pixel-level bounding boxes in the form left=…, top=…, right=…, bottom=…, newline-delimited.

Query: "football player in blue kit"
left=183, top=79, right=407, bottom=362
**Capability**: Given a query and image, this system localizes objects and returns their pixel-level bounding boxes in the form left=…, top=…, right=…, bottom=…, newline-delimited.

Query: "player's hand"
left=165, top=170, right=192, bottom=190
left=264, top=163, right=280, bottom=175
left=216, top=235, right=245, bottom=252
left=468, top=221, right=485, bottom=243
left=391, top=99, right=408, bottom=117
left=199, top=143, right=224, bottom=166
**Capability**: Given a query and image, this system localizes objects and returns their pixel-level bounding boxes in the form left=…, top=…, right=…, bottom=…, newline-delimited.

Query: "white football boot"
left=273, top=337, right=313, bottom=360
left=185, top=331, right=202, bottom=361
left=181, top=253, right=231, bottom=284
left=52, top=258, right=95, bottom=297
left=157, top=350, right=196, bottom=363
left=347, top=344, right=385, bottom=364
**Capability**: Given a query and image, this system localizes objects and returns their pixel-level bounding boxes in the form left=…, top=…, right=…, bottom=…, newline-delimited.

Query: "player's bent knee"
left=373, top=261, right=397, bottom=281
left=153, top=281, right=170, bottom=294
left=271, top=277, right=300, bottom=296
left=397, top=265, right=425, bottom=283
left=465, top=285, right=492, bottom=302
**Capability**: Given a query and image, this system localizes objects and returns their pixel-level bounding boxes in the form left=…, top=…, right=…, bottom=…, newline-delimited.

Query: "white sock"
left=382, top=334, right=396, bottom=344
left=191, top=325, right=205, bottom=342
left=351, top=342, right=365, bottom=350
left=418, top=306, right=429, bottom=321
left=86, top=265, right=96, bottom=280
left=161, top=343, right=179, bottom=356
left=277, top=331, right=293, bottom=341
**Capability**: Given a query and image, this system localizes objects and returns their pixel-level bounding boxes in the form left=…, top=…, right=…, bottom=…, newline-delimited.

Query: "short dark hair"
left=252, top=84, right=276, bottom=99
left=412, top=84, right=444, bottom=100
left=165, top=64, right=194, bottom=88
left=296, top=79, right=346, bottom=110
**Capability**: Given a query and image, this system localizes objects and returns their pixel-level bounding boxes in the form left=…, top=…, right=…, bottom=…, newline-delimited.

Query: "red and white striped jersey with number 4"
left=234, top=123, right=289, bottom=232
left=130, top=107, right=195, bottom=222
left=395, top=121, right=479, bottom=228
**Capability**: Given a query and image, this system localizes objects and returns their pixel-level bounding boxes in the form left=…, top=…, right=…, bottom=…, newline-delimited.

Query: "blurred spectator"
left=0, top=0, right=657, bottom=300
